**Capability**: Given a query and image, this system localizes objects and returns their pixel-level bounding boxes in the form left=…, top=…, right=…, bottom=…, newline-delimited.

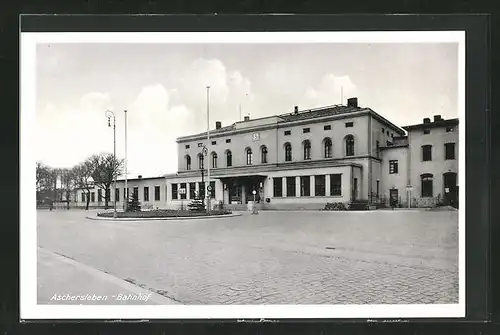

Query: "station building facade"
left=74, top=98, right=459, bottom=210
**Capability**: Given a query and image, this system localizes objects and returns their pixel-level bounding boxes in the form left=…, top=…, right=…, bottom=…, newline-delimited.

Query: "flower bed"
left=97, top=209, right=232, bottom=218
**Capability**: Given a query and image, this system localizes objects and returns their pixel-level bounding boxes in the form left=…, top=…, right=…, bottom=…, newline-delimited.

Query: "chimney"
left=347, top=97, right=358, bottom=108
left=423, top=118, right=431, bottom=124
left=244, top=116, right=250, bottom=121
left=433, top=115, right=442, bottom=122
left=215, top=121, right=221, bottom=129
left=138, top=175, right=142, bottom=179
left=294, top=106, right=299, bottom=114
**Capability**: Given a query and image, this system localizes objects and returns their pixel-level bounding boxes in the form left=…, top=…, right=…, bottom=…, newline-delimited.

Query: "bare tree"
left=36, top=162, right=59, bottom=204
left=88, top=153, right=124, bottom=209
left=73, top=161, right=94, bottom=210
left=60, top=168, right=77, bottom=210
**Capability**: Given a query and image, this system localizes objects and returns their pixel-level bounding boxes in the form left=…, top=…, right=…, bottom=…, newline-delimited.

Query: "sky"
left=35, top=42, right=459, bottom=178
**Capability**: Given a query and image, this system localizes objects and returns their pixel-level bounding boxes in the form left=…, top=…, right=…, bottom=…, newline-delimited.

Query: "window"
left=180, top=183, right=187, bottom=199
left=345, top=122, right=354, bottom=128
left=226, top=138, right=231, bottom=143
left=286, top=177, right=296, bottom=197
left=382, top=128, right=385, bottom=134
left=81, top=193, right=85, bottom=202
left=284, top=130, right=291, bottom=136
left=197, top=154, right=204, bottom=169
left=199, top=182, right=205, bottom=199
left=154, top=186, right=161, bottom=201
left=324, top=125, right=331, bottom=130
left=376, top=140, right=380, bottom=157
left=273, top=177, right=283, bottom=197
left=226, top=150, right=232, bottom=167
left=421, top=174, right=433, bottom=197
left=303, top=140, right=311, bottom=160
left=189, top=182, right=196, bottom=199
left=211, top=141, right=217, bottom=145
left=423, top=129, right=430, bottom=135
left=345, top=135, right=355, bottom=156
left=324, top=138, right=332, bottom=158
left=446, top=126, right=454, bottom=133
left=115, top=188, right=119, bottom=202
left=246, top=148, right=253, bottom=165
left=210, top=181, right=216, bottom=198
left=300, top=176, right=310, bottom=196
left=186, top=155, right=191, bottom=170
left=171, top=184, right=178, bottom=200
left=98, top=189, right=102, bottom=202
left=303, top=128, right=310, bottom=133
left=389, top=160, right=399, bottom=174
left=91, top=192, right=95, bottom=202
left=261, top=146, right=268, bottom=163
left=212, top=152, right=218, bottom=168
left=376, top=180, right=380, bottom=198
left=445, top=143, right=456, bottom=160
left=133, top=187, right=138, bottom=199
left=315, top=175, right=326, bottom=196
left=285, top=143, right=292, bottom=161
left=422, top=145, right=432, bottom=161
left=391, top=133, right=394, bottom=138
left=185, top=144, right=190, bottom=149
left=330, top=174, right=342, bottom=196
left=144, top=187, right=149, bottom=202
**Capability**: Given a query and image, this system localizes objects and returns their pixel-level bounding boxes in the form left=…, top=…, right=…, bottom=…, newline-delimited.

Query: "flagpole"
left=206, top=86, right=211, bottom=215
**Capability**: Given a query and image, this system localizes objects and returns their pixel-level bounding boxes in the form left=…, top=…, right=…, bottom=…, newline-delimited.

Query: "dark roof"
left=178, top=124, right=236, bottom=140
left=403, top=118, right=459, bottom=131
left=116, top=176, right=165, bottom=182
left=278, top=105, right=365, bottom=122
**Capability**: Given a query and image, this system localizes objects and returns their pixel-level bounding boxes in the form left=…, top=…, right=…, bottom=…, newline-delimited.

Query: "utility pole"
left=206, top=86, right=211, bottom=215
left=124, top=109, right=128, bottom=212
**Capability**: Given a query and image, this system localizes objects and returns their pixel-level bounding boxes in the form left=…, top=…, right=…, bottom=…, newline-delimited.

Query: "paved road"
left=37, top=209, right=459, bottom=305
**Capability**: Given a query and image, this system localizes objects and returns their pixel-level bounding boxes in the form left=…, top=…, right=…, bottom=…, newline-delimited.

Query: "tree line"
left=36, top=153, right=124, bottom=210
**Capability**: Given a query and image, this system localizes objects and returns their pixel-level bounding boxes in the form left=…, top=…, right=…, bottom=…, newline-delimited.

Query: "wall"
left=75, top=178, right=167, bottom=209
left=408, top=124, right=459, bottom=207
left=381, top=146, right=409, bottom=205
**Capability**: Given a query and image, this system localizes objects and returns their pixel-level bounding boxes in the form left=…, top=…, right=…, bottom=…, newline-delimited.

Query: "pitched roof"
left=403, top=118, right=459, bottom=131
left=278, top=105, right=365, bottom=122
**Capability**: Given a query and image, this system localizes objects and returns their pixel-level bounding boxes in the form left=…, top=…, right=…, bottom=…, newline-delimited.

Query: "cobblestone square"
left=37, top=210, right=459, bottom=305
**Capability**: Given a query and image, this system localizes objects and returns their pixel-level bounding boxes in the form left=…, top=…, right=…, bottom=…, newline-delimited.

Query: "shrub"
left=187, top=198, right=205, bottom=212
left=126, top=192, right=141, bottom=212
left=323, top=202, right=348, bottom=211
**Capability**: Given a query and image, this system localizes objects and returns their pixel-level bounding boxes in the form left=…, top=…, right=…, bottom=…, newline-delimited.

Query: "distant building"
left=73, top=99, right=459, bottom=210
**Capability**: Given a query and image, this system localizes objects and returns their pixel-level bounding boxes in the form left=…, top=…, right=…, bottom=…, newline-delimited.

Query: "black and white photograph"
left=20, top=30, right=465, bottom=319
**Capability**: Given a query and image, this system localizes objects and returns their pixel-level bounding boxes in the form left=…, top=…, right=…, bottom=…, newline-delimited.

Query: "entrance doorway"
left=223, top=176, right=266, bottom=204
left=443, top=172, right=458, bottom=207
left=389, top=188, right=399, bottom=208
left=352, top=178, right=358, bottom=201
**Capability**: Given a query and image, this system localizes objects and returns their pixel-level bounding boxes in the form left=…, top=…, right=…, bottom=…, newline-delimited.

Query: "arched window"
left=284, top=143, right=292, bottom=162
left=303, top=140, right=311, bottom=160
left=185, top=155, right=191, bottom=170
left=211, top=152, right=218, bottom=169
left=345, top=135, right=355, bottom=156
left=246, top=148, right=253, bottom=165
left=421, top=173, right=433, bottom=197
left=261, top=146, right=268, bottom=164
left=198, top=153, right=204, bottom=169
left=226, top=150, right=232, bottom=167
left=324, top=138, right=332, bottom=158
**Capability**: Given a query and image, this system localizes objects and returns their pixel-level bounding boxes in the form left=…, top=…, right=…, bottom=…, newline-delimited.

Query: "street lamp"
left=105, top=110, right=117, bottom=219
left=206, top=86, right=212, bottom=216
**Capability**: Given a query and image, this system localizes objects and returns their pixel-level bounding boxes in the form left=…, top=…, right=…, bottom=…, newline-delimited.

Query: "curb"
left=86, top=212, right=243, bottom=222
left=38, top=247, right=179, bottom=305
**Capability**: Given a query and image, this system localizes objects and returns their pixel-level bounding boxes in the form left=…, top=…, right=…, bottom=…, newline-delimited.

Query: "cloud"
left=304, top=74, right=357, bottom=108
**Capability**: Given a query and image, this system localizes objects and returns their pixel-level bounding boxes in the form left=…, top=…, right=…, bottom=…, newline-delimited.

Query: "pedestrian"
left=49, top=201, right=53, bottom=211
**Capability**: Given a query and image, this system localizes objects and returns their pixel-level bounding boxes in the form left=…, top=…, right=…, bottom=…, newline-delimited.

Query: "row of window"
left=81, top=186, right=162, bottom=203
left=185, top=136, right=356, bottom=170
left=171, top=181, right=216, bottom=200
left=272, top=174, right=342, bottom=198
left=422, top=143, right=456, bottom=161
left=423, top=126, right=455, bottom=135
